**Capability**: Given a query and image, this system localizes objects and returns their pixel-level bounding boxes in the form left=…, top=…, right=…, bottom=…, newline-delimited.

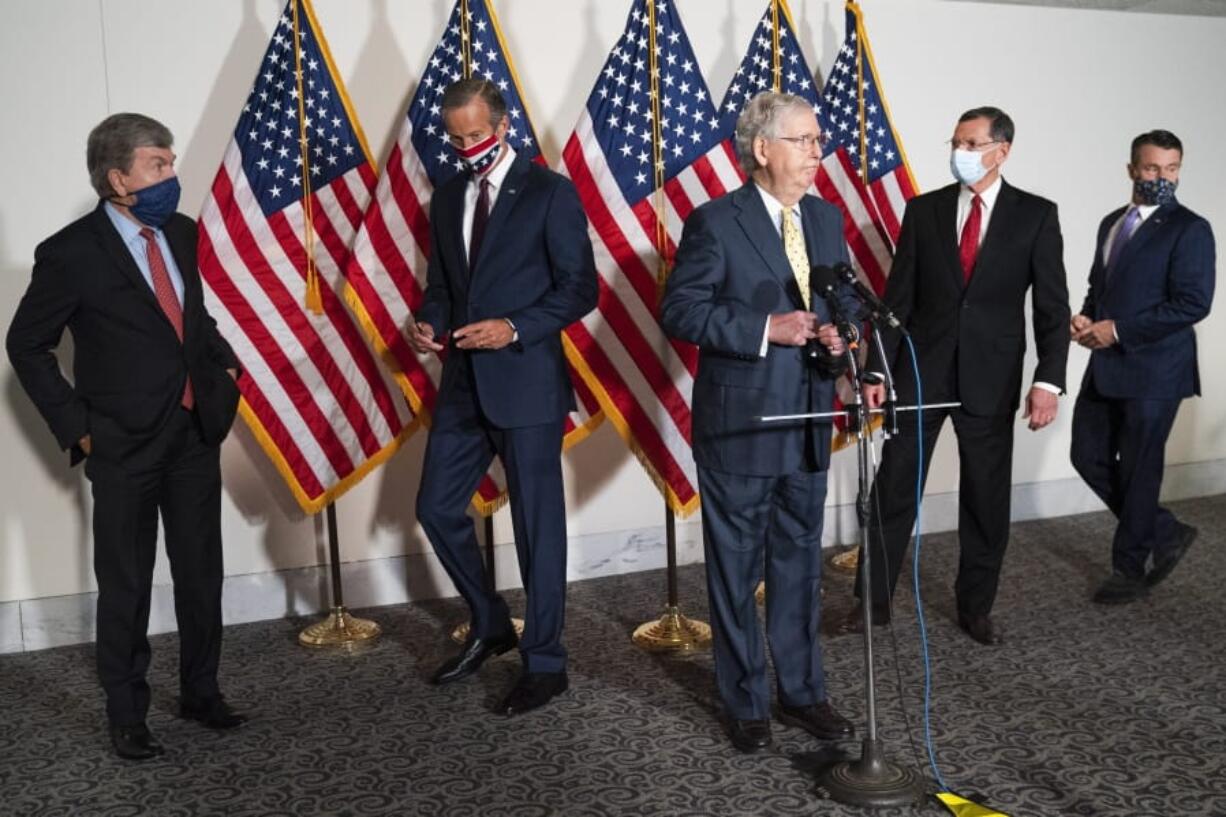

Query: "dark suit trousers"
left=1071, top=375, right=1181, bottom=578
left=697, top=463, right=829, bottom=720
left=857, top=406, right=1014, bottom=617
left=416, top=355, right=568, bottom=674
left=86, top=408, right=224, bottom=726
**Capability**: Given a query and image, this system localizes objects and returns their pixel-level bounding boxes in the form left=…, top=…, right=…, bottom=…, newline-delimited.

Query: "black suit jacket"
left=7, top=202, right=241, bottom=465
left=661, top=183, right=853, bottom=477
left=873, top=180, right=1070, bottom=416
left=416, top=152, right=598, bottom=429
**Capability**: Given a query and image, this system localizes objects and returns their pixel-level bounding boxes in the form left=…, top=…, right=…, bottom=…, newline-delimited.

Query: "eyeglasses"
left=775, top=133, right=829, bottom=151
left=948, top=139, right=1000, bottom=152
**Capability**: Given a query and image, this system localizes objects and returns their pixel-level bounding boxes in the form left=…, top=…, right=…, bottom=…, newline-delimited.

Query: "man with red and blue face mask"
left=1071, top=130, right=1216, bottom=605
left=408, top=79, right=597, bottom=716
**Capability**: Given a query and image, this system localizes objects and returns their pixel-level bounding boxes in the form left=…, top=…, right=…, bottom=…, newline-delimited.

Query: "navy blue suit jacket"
left=1079, top=200, right=1215, bottom=400
left=416, top=153, right=598, bottom=428
left=661, top=182, right=851, bottom=478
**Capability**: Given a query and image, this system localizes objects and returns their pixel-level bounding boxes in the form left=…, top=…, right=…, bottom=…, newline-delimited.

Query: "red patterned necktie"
left=958, top=194, right=983, bottom=285
left=140, top=228, right=194, bottom=409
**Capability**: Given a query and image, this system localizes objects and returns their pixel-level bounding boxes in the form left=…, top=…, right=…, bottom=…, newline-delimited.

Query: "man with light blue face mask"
left=7, top=113, right=246, bottom=760
left=1070, top=130, right=1215, bottom=605
left=835, top=106, right=1070, bottom=647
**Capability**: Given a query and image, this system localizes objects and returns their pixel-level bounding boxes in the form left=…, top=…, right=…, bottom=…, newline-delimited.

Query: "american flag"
left=344, top=0, right=602, bottom=516
left=198, top=0, right=413, bottom=514
left=815, top=1, right=918, bottom=295
left=559, top=0, right=744, bottom=516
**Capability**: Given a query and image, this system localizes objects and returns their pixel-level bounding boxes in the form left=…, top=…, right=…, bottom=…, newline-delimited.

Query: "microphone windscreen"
left=809, top=264, right=839, bottom=293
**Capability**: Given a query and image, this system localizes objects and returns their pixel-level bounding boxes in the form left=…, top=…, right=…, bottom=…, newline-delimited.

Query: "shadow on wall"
left=350, top=0, right=422, bottom=168
left=177, top=0, right=267, bottom=213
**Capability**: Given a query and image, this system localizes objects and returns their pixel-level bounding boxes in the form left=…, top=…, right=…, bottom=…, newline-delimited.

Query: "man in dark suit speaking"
left=7, top=113, right=246, bottom=760
left=1071, top=130, right=1215, bottom=605
left=837, top=106, right=1070, bottom=646
left=407, top=79, right=597, bottom=715
left=661, top=92, right=855, bottom=753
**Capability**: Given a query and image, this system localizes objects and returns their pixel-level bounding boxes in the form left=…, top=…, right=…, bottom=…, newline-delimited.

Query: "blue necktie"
left=1106, top=206, right=1142, bottom=274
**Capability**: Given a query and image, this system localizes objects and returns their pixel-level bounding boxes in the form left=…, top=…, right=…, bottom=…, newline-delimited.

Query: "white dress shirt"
left=462, top=144, right=517, bottom=262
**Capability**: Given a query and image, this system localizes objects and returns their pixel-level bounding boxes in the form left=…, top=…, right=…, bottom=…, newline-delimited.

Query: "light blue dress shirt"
left=104, top=202, right=186, bottom=306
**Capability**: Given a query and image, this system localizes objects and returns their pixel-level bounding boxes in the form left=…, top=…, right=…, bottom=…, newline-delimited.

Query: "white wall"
left=1, top=0, right=1223, bottom=605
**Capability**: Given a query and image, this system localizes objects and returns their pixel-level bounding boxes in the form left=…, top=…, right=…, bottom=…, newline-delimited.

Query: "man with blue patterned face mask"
left=1071, top=130, right=1216, bottom=605
left=7, top=113, right=246, bottom=760
left=834, top=106, right=1070, bottom=647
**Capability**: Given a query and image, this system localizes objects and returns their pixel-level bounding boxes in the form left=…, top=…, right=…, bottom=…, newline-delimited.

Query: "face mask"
left=1133, top=176, right=1177, bottom=207
left=452, top=133, right=502, bottom=176
left=950, top=147, right=996, bottom=187
left=117, top=176, right=181, bottom=228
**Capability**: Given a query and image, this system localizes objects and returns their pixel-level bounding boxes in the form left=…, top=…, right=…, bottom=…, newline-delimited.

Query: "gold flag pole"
left=756, top=0, right=787, bottom=605
left=291, top=0, right=378, bottom=647
left=633, top=0, right=710, bottom=653
left=449, top=0, right=522, bottom=643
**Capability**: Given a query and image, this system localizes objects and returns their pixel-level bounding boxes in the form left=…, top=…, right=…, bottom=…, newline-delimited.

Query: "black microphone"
left=808, top=265, right=859, bottom=359
left=832, top=261, right=905, bottom=331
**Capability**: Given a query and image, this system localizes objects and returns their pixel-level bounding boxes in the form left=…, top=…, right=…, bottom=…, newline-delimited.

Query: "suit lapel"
left=734, top=183, right=804, bottom=309
left=1112, top=201, right=1176, bottom=280
left=164, top=218, right=200, bottom=340
left=89, top=203, right=177, bottom=334
left=933, top=184, right=964, bottom=290
left=470, top=153, right=530, bottom=287
left=439, top=177, right=468, bottom=286
left=966, top=180, right=1018, bottom=292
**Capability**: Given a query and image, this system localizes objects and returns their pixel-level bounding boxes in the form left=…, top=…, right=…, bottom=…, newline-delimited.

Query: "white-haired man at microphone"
left=660, top=91, right=858, bottom=754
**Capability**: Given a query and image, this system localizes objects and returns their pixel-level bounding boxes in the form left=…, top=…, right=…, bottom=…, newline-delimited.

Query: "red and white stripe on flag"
left=198, top=0, right=414, bottom=514
left=343, top=0, right=601, bottom=516
left=558, top=0, right=744, bottom=517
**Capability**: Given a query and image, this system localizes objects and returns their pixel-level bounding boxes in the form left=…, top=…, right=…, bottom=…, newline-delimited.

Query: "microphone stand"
left=802, top=304, right=926, bottom=807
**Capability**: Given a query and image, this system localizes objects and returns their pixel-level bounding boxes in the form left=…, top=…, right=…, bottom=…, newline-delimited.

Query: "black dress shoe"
left=1092, top=572, right=1148, bottom=605
left=179, top=696, right=249, bottom=730
left=431, top=630, right=518, bottom=685
left=957, top=613, right=1003, bottom=645
left=777, top=701, right=855, bottom=741
left=1147, top=523, right=1198, bottom=587
left=109, top=723, right=164, bottom=760
left=499, top=671, right=568, bottom=716
left=831, top=603, right=890, bottom=636
left=728, top=719, right=772, bottom=753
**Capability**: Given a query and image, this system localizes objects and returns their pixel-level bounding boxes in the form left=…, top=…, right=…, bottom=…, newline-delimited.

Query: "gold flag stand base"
left=298, top=606, right=382, bottom=648
left=451, top=617, right=525, bottom=644
left=831, top=547, right=860, bottom=572
left=632, top=606, right=712, bottom=652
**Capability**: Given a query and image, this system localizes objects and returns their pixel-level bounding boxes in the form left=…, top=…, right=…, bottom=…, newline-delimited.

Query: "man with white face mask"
left=1070, top=130, right=1215, bottom=605
left=834, top=106, right=1070, bottom=646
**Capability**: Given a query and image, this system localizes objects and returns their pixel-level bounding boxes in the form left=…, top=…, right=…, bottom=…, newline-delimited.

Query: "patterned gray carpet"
left=2, top=496, right=1224, bottom=817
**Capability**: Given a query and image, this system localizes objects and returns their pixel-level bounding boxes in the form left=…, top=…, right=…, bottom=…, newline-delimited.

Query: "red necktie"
left=958, top=194, right=983, bottom=285
left=140, top=228, right=194, bottom=409
left=468, top=178, right=491, bottom=269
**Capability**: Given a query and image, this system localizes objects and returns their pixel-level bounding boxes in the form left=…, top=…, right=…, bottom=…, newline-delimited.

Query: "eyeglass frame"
left=773, top=133, right=830, bottom=151
left=948, top=138, right=1001, bottom=153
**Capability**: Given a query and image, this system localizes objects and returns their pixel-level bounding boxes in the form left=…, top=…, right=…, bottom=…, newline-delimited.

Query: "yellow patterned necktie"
left=781, top=207, right=810, bottom=309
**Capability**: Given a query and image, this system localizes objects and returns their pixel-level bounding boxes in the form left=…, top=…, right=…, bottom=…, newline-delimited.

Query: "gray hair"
left=86, top=113, right=174, bottom=198
left=440, top=78, right=508, bottom=130
left=733, top=92, right=815, bottom=176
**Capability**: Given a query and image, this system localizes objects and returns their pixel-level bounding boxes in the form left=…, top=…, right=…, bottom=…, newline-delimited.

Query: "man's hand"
left=79, top=435, right=92, bottom=456
left=1073, top=319, right=1117, bottom=350
left=1022, top=386, right=1058, bottom=431
left=863, top=383, right=885, bottom=409
left=1070, top=313, right=1092, bottom=336
left=454, top=319, right=514, bottom=351
left=815, top=323, right=846, bottom=357
left=408, top=321, right=445, bottom=354
left=767, top=311, right=818, bottom=347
